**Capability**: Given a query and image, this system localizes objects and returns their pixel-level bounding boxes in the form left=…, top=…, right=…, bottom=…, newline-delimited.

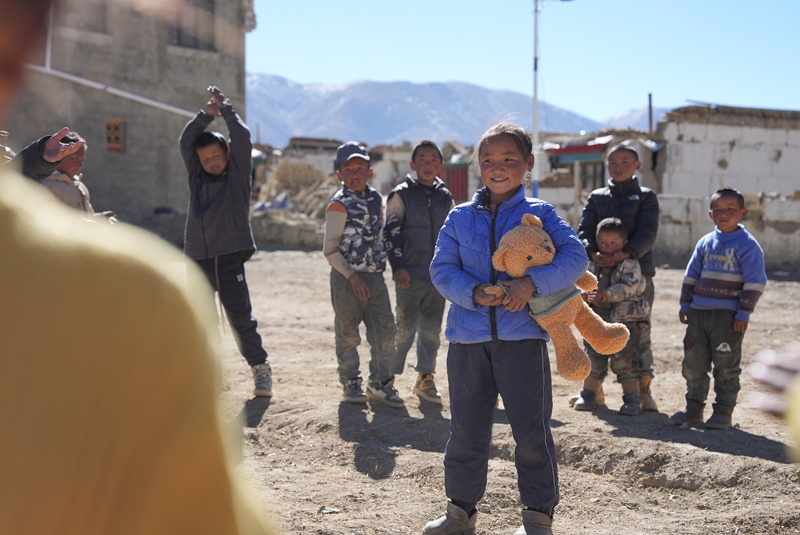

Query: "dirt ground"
left=217, top=250, right=800, bottom=535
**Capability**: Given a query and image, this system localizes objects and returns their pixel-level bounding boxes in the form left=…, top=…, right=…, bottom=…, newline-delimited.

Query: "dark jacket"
left=385, top=176, right=452, bottom=281
left=179, top=105, right=256, bottom=261
left=3, top=137, right=60, bottom=183
left=577, top=177, right=659, bottom=276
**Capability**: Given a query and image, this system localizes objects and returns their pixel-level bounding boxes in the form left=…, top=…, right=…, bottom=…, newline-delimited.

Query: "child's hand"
left=348, top=273, right=370, bottom=300
left=498, top=277, right=536, bottom=312
left=679, top=310, right=688, bottom=324
left=204, top=98, right=221, bottom=117
left=207, top=85, right=229, bottom=107
left=589, top=289, right=607, bottom=304
left=42, top=127, right=85, bottom=163
left=394, top=268, right=411, bottom=289
left=474, top=284, right=505, bottom=307
left=581, top=292, right=589, bottom=303
left=733, top=319, right=748, bottom=332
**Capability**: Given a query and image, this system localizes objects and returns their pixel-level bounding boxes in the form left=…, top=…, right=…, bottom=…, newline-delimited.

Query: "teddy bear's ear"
left=521, top=214, right=543, bottom=228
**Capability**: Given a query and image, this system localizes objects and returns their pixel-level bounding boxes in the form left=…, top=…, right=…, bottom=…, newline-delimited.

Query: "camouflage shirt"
left=589, top=258, right=651, bottom=322
left=331, top=185, right=386, bottom=273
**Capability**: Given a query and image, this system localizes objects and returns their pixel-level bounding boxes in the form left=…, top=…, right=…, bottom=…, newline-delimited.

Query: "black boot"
left=573, top=389, right=597, bottom=411
left=619, top=392, right=641, bottom=416
left=705, top=403, right=733, bottom=429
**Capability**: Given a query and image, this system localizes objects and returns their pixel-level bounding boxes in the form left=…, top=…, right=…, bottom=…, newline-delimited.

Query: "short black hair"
left=596, top=217, right=628, bottom=240
left=194, top=131, right=228, bottom=153
left=412, top=140, right=443, bottom=162
left=710, top=187, right=745, bottom=209
left=607, top=143, right=640, bottom=162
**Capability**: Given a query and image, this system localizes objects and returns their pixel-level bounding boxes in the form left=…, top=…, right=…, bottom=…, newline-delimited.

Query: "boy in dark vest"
left=384, top=140, right=454, bottom=403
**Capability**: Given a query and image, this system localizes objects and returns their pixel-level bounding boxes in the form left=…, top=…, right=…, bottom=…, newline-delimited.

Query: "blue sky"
left=245, top=1, right=800, bottom=123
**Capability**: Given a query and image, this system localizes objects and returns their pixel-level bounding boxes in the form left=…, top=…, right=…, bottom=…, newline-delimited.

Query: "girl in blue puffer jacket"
left=423, top=123, right=588, bottom=535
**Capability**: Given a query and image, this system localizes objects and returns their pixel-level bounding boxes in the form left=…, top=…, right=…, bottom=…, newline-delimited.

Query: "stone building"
left=3, top=0, right=255, bottom=234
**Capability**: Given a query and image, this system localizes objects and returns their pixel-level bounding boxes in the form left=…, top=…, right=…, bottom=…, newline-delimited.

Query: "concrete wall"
left=371, top=147, right=412, bottom=195
left=539, top=186, right=800, bottom=271
left=659, top=121, right=800, bottom=197
left=3, top=0, right=245, bottom=227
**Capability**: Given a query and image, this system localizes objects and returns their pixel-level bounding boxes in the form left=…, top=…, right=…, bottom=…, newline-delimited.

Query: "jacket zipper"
left=489, top=207, right=498, bottom=341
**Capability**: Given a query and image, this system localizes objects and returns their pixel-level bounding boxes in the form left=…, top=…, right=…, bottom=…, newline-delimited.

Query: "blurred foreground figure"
left=0, top=1, right=274, bottom=533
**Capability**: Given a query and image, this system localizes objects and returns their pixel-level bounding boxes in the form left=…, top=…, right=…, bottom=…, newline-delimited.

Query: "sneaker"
left=342, top=377, right=368, bottom=404
left=423, top=502, right=477, bottom=535
left=366, top=378, right=405, bottom=408
left=414, top=374, right=442, bottom=404
left=251, top=363, right=272, bottom=397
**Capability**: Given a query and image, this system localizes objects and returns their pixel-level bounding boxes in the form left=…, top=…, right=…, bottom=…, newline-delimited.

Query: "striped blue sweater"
left=679, top=225, right=766, bottom=322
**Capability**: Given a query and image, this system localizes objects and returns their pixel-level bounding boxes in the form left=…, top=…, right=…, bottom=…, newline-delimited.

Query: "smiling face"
left=596, top=229, right=628, bottom=256
left=478, top=134, right=534, bottom=203
left=196, top=142, right=229, bottom=176
left=606, top=148, right=641, bottom=184
left=337, top=157, right=372, bottom=192
left=709, top=194, right=747, bottom=233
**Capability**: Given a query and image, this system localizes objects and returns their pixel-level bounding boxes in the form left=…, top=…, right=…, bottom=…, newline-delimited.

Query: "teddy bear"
left=484, top=214, right=630, bottom=381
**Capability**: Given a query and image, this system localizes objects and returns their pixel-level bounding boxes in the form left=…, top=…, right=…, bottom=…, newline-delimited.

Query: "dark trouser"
left=196, top=251, right=268, bottom=367
left=444, top=339, right=558, bottom=517
left=392, top=279, right=446, bottom=376
left=682, top=308, right=744, bottom=407
left=585, top=313, right=648, bottom=384
left=330, top=269, right=396, bottom=385
left=639, top=274, right=655, bottom=378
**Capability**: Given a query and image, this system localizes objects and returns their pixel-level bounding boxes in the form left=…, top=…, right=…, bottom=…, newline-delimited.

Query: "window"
left=168, top=0, right=215, bottom=51
left=106, top=119, right=126, bottom=153
left=54, top=0, right=108, bottom=33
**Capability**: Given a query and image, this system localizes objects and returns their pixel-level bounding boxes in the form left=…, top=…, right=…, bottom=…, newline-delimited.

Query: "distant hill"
left=245, top=73, right=603, bottom=148
left=601, top=106, right=672, bottom=131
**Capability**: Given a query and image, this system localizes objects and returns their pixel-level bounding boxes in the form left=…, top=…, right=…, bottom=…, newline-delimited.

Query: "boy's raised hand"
left=207, top=85, right=230, bottom=108
left=42, top=127, right=85, bottom=163
left=204, top=98, right=221, bottom=117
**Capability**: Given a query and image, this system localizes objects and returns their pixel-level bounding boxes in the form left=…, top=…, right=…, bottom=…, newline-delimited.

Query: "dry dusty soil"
left=216, top=250, right=800, bottom=535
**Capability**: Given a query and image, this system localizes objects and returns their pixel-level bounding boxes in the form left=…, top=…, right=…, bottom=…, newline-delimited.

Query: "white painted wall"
left=660, top=122, right=800, bottom=197
left=370, top=148, right=413, bottom=195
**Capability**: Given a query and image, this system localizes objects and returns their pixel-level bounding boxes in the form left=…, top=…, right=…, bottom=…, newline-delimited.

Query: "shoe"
left=251, top=363, right=272, bottom=397
left=342, top=377, right=368, bottom=404
left=573, top=389, right=597, bottom=411
left=423, top=502, right=477, bottom=535
left=670, top=399, right=705, bottom=425
left=705, top=403, right=734, bottom=429
left=639, top=376, right=659, bottom=412
left=514, top=509, right=553, bottom=535
left=619, top=392, right=641, bottom=416
left=414, top=374, right=442, bottom=404
left=367, top=377, right=405, bottom=408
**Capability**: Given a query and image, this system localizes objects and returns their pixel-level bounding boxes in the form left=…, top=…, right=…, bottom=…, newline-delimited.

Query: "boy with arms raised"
left=577, top=144, right=659, bottom=411
left=672, top=188, right=767, bottom=429
left=179, top=85, right=272, bottom=398
left=324, top=142, right=402, bottom=408
left=384, top=140, right=453, bottom=403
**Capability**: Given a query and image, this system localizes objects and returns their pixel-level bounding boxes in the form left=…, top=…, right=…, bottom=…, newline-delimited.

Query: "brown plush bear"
left=484, top=214, right=629, bottom=381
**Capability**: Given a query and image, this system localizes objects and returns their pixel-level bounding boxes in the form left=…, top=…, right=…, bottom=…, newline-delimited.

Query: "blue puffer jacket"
left=431, top=186, right=588, bottom=344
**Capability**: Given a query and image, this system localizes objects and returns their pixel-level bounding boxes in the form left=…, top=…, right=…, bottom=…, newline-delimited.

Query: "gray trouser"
left=444, top=339, right=558, bottom=516
left=330, top=269, right=397, bottom=384
left=392, top=279, right=446, bottom=376
left=682, top=308, right=744, bottom=407
left=585, top=317, right=649, bottom=384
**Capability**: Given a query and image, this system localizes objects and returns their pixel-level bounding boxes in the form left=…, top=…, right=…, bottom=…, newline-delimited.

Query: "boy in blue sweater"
left=672, top=188, right=767, bottom=429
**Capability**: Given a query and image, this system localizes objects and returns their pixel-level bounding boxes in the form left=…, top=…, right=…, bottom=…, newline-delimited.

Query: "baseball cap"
left=336, top=141, right=370, bottom=169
